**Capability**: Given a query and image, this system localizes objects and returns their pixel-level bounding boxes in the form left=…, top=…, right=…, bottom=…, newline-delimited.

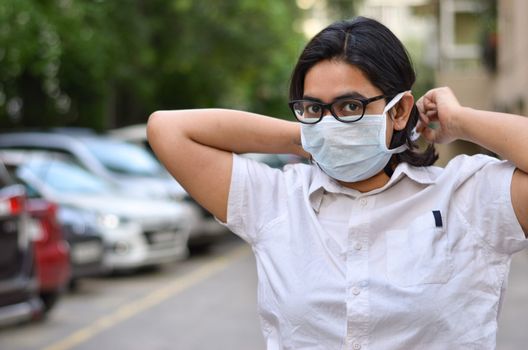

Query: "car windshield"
left=82, top=138, right=165, bottom=177
left=25, top=159, right=114, bottom=194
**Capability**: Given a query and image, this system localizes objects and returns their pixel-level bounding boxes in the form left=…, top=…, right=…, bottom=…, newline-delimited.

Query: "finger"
left=416, top=97, right=425, bottom=114
left=425, top=110, right=439, bottom=121
left=425, top=109, right=437, bottom=117
left=416, top=113, right=430, bottom=133
left=424, top=90, right=438, bottom=105
left=416, top=111, right=428, bottom=124
left=416, top=123, right=427, bottom=134
left=420, top=125, right=437, bottom=143
left=416, top=120, right=425, bottom=133
left=423, top=100, right=437, bottom=112
left=417, top=104, right=431, bottom=121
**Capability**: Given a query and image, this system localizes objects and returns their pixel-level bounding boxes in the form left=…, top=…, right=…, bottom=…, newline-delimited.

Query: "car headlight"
left=98, top=214, right=122, bottom=229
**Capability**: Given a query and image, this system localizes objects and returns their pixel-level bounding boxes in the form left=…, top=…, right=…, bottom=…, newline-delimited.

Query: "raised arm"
left=147, top=109, right=307, bottom=222
left=416, top=87, right=528, bottom=235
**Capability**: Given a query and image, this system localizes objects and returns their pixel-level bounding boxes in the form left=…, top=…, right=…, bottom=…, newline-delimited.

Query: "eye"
left=305, top=103, right=322, bottom=115
left=343, top=102, right=360, bottom=112
left=336, top=99, right=362, bottom=116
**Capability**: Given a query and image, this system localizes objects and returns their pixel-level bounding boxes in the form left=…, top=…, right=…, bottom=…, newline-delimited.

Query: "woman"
left=148, top=17, right=528, bottom=349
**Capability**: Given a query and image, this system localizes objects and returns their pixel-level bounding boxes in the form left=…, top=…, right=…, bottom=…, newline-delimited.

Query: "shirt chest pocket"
left=385, top=211, right=453, bottom=287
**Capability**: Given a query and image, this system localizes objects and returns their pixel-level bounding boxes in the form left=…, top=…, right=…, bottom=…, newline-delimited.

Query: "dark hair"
left=289, top=16, right=437, bottom=167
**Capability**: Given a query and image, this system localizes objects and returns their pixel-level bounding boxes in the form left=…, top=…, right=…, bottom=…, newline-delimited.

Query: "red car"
left=27, top=198, right=71, bottom=313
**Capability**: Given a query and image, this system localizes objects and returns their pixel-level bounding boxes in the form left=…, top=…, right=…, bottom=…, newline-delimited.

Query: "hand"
left=416, top=87, right=465, bottom=144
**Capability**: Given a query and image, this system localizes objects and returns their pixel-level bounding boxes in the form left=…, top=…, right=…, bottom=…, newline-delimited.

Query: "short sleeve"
left=217, top=153, right=287, bottom=245
left=458, top=156, right=527, bottom=255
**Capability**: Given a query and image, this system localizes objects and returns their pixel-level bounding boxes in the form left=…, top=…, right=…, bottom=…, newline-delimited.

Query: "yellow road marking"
left=42, top=245, right=250, bottom=350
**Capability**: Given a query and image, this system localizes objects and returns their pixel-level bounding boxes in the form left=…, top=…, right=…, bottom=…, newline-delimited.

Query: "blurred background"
left=0, top=0, right=527, bottom=349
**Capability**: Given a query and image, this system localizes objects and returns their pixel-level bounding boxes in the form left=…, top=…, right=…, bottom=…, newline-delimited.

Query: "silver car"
left=6, top=151, right=196, bottom=271
left=0, top=131, right=229, bottom=249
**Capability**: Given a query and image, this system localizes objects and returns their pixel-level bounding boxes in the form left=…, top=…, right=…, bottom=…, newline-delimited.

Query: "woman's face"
left=303, top=59, right=394, bottom=146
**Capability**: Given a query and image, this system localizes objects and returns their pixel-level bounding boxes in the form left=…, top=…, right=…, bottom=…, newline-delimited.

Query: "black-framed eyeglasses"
left=288, top=94, right=389, bottom=124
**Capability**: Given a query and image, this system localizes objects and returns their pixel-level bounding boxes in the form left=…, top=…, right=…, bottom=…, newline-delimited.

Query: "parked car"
left=27, top=197, right=70, bottom=313
left=3, top=153, right=106, bottom=287
left=2, top=151, right=195, bottom=272
left=0, top=161, right=42, bottom=327
left=0, top=131, right=229, bottom=250
left=57, top=205, right=106, bottom=288
left=110, top=125, right=231, bottom=249
left=0, top=131, right=185, bottom=200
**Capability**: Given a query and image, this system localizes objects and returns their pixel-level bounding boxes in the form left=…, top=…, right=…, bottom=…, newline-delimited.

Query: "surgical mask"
left=301, top=92, right=408, bottom=182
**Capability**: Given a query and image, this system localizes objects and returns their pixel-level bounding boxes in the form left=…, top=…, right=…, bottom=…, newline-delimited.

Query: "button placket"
left=345, top=336, right=362, bottom=350
left=344, top=196, right=374, bottom=349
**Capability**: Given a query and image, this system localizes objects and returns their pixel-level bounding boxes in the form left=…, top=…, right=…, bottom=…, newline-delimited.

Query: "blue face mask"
left=301, top=92, right=409, bottom=182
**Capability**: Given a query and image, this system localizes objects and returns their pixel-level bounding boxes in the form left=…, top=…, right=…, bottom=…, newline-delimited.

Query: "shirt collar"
left=308, top=162, right=441, bottom=212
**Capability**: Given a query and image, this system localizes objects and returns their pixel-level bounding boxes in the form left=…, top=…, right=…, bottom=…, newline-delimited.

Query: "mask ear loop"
left=410, top=128, right=420, bottom=142
left=385, top=91, right=409, bottom=124
left=383, top=102, right=397, bottom=178
left=384, top=108, right=397, bottom=178
left=383, top=92, right=409, bottom=178
left=388, top=97, right=420, bottom=143
left=383, top=92, right=408, bottom=153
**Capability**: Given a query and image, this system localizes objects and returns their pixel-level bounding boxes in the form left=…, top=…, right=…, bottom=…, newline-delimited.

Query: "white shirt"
left=221, top=153, right=527, bottom=350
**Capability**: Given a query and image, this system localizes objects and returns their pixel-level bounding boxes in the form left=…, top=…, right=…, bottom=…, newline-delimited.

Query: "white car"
left=8, top=152, right=197, bottom=271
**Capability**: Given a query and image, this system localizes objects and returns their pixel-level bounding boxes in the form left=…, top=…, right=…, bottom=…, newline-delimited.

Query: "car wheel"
left=68, top=278, right=79, bottom=291
left=188, top=242, right=213, bottom=255
left=40, top=292, right=61, bottom=313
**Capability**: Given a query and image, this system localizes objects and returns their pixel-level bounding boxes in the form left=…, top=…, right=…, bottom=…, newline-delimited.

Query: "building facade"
left=366, top=0, right=527, bottom=165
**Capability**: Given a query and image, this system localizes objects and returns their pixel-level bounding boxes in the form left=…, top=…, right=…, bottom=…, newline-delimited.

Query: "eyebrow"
left=302, top=91, right=366, bottom=102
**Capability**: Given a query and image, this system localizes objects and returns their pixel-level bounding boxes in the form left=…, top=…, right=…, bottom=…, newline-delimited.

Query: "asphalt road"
left=0, top=236, right=526, bottom=350
left=0, top=236, right=265, bottom=350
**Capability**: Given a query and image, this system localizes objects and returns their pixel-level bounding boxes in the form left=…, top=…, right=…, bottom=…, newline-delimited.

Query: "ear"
left=390, top=93, right=414, bottom=131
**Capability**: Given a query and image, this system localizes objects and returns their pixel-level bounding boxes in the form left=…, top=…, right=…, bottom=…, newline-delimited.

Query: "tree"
left=135, top=0, right=304, bottom=122
left=0, top=0, right=305, bottom=130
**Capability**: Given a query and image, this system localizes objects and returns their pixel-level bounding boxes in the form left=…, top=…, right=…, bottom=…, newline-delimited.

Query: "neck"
left=337, top=170, right=390, bottom=193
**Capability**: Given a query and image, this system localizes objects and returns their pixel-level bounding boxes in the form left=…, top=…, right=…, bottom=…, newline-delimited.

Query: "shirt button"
left=359, top=198, right=368, bottom=207
left=353, top=343, right=362, bottom=350
left=354, top=242, right=363, bottom=250
left=360, top=280, right=368, bottom=287
left=352, top=287, right=361, bottom=295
